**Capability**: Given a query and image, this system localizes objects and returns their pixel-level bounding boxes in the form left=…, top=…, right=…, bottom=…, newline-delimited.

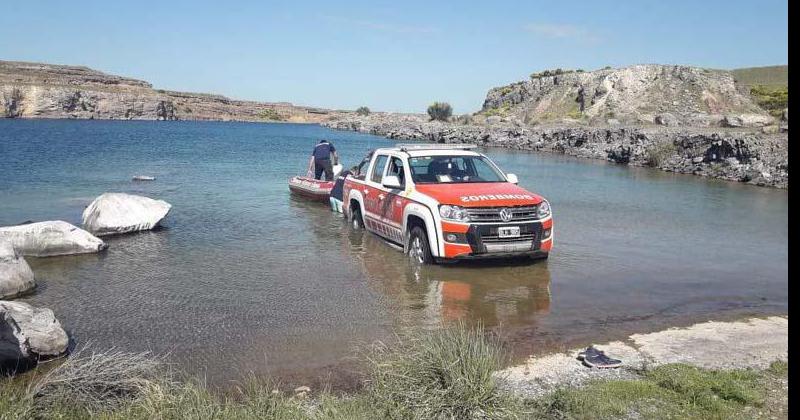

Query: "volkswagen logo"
left=499, top=208, right=513, bottom=222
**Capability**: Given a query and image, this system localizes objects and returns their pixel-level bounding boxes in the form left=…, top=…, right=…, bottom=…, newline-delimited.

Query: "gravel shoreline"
left=496, top=316, right=788, bottom=398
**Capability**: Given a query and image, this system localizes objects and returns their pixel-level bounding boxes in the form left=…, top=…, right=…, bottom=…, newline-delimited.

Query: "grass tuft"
left=26, top=347, right=169, bottom=415
left=365, top=322, right=522, bottom=419
left=645, top=141, right=677, bottom=167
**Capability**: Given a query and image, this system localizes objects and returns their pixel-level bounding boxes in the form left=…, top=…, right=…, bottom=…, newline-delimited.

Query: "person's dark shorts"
left=314, top=158, right=334, bottom=180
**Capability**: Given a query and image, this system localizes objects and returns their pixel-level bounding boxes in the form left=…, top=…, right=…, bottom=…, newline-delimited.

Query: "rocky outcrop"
left=0, top=240, right=35, bottom=299
left=1, top=60, right=348, bottom=122
left=481, top=65, right=772, bottom=128
left=0, top=221, right=107, bottom=257
left=324, top=114, right=788, bottom=188
left=1, top=301, right=69, bottom=373
left=82, top=193, right=172, bottom=236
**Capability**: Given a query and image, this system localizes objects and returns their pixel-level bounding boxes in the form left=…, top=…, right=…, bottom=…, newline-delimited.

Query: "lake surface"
left=0, top=119, right=788, bottom=387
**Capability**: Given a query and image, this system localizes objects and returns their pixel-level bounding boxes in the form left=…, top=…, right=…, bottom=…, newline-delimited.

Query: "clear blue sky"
left=1, top=0, right=787, bottom=113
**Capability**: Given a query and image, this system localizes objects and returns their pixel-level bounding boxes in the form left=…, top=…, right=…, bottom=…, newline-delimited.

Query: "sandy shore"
left=498, top=316, right=788, bottom=398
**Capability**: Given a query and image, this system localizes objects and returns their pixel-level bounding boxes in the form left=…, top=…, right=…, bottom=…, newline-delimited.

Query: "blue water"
left=0, top=119, right=788, bottom=386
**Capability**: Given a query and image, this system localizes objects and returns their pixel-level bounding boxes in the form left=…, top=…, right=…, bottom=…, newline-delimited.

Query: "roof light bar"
left=396, top=143, right=478, bottom=151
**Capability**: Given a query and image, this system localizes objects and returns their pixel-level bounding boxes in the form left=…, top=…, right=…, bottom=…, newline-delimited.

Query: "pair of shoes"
left=577, top=346, right=623, bottom=369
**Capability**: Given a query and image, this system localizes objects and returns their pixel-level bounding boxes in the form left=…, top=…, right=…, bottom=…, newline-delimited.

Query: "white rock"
left=0, top=240, right=36, bottom=299
left=1, top=301, right=69, bottom=367
left=654, top=113, right=676, bottom=126
left=0, top=221, right=107, bottom=257
left=721, top=115, right=743, bottom=127
left=82, top=193, right=172, bottom=236
left=739, top=114, right=774, bottom=127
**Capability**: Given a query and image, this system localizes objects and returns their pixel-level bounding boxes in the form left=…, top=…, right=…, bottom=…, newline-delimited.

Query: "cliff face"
left=0, top=60, right=344, bottom=122
left=324, top=114, right=788, bottom=188
left=482, top=65, right=773, bottom=127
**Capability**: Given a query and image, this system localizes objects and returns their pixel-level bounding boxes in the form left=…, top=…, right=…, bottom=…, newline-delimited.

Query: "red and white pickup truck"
left=343, top=144, right=553, bottom=263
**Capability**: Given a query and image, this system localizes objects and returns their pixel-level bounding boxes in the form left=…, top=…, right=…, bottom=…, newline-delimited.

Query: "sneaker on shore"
left=577, top=346, right=623, bottom=369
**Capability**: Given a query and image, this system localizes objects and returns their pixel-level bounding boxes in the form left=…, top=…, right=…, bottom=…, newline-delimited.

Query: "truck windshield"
left=408, top=155, right=506, bottom=184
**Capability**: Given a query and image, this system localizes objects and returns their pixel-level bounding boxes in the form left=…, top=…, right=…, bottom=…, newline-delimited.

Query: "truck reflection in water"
left=291, top=194, right=551, bottom=333
left=346, top=222, right=551, bottom=329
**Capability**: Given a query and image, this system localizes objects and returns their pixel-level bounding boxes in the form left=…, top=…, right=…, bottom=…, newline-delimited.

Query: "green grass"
left=731, top=65, right=788, bottom=89
left=0, top=326, right=787, bottom=420
left=532, top=362, right=787, bottom=420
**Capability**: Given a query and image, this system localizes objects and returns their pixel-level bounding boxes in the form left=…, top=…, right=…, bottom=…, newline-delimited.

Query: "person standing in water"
left=312, top=139, right=338, bottom=181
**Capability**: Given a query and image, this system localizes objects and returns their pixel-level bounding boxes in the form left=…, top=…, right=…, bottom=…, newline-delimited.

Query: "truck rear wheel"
left=408, top=226, right=434, bottom=264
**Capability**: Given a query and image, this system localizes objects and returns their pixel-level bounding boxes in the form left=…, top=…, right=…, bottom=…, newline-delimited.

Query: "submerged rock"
left=82, top=193, right=172, bottom=236
left=0, top=221, right=107, bottom=257
left=0, top=240, right=36, bottom=299
left=1, top=301, right=69, bottom=373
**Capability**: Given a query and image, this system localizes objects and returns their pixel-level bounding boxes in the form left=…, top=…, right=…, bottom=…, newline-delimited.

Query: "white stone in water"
left=0, top=221, right=107, bottom=257
left=1, top=301, right=69, bottom=359
left=82, top=193, right=172, bottom=236
left=0, top=240, right=36, bottom=299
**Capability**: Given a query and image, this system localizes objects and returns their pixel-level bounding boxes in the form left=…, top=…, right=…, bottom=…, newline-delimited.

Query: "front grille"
left=466, top=222, right=543, bottom=254
left=465, top=205, right=538, bottom=223
left=481, top=234, right=536, bottom=243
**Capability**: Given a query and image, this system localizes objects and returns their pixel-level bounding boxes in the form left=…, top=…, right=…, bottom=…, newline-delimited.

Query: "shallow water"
left=0, top=119, right=788, bottom=386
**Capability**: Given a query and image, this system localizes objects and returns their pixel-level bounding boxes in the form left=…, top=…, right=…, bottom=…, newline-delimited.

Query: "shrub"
left=427, top=102, right=453, bottom=121
left=365, top=322, right=522, bottom=419
left=258, top=108, right=283, bottom=121
left=750, top=85, right=788, bottom=117
left=498, top=86, right=514, bottom=96
left=646, top=141, right=677, bottom=167
left=530, top=68, right=575, bottom=80
left=355, top=106, right=371, bottom=116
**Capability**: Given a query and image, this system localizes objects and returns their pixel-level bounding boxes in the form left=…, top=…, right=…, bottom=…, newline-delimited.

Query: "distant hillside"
left=479, top=64, right=774, bottom=128
left=731, top=65, right=788, bottom=89
left=0, top=60, right=345, bottom=122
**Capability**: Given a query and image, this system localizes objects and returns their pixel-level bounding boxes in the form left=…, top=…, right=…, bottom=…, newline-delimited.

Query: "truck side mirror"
left=506, top=173, right=519, bottom=184
left=383, top=175, right=403, bottom=189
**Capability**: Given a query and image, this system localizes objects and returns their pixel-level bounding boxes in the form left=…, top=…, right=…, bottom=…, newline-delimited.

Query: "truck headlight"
left=537, top=201, right=551, bottom=219
left=439, top=205, right=470, bottom=222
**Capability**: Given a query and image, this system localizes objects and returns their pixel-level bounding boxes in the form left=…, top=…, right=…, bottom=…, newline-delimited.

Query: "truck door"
left=381, top=157, right=408, bottom=243
left=363, top=154, right=389, bottom=232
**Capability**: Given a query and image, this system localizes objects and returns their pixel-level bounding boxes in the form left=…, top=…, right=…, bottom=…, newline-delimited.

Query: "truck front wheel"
left=408, top=226, right=434, bottom=264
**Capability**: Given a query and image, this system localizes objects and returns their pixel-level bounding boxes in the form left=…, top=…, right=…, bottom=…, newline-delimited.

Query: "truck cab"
left=343, top=144, right=553, bottom=263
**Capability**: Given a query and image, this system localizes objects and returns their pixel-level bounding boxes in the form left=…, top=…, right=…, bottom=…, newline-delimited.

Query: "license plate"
left=498, top=226, right=520, bottom=238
